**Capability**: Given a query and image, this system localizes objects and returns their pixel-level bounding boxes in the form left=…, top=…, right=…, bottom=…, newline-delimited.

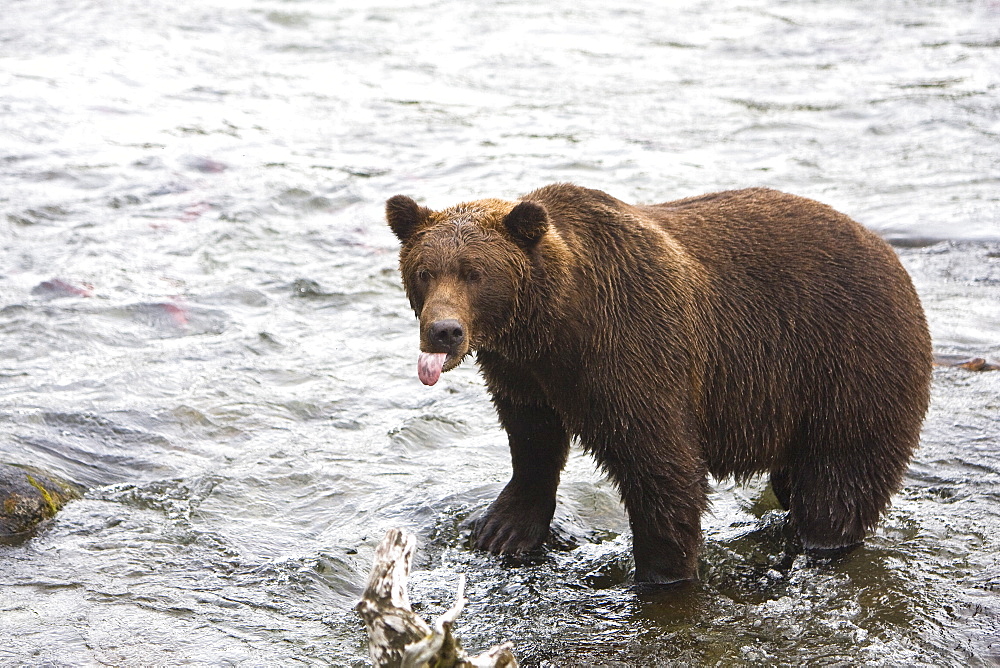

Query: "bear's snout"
left=428, top=318, right=465, bottom=353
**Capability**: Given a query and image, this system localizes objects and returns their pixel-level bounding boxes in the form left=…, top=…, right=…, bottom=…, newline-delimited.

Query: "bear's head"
left=386, top=194, right=549, bottom=385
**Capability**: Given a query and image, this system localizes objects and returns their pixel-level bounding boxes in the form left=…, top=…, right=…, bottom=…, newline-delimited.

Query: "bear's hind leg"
left=769, top=468, right=791, bottom=510
left=783, top=434, right=912, bottom=555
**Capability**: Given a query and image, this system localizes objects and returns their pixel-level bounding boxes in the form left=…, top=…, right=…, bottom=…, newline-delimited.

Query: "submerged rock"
left=0, top=463, right=82, bottom=541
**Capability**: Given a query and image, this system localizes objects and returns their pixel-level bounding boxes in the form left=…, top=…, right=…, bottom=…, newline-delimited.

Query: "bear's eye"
left=466, top=269, right=483, bottom=283
left=417, top=269, right=433, bottom=283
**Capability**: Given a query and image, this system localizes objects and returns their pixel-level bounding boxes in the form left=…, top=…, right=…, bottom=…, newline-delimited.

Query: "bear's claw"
left=473, top=516, right=548, bottom=554
left=472, top=494, right=554, bottom=555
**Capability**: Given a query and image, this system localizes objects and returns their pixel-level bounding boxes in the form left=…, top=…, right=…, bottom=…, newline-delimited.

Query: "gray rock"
left=0, top=463, right=82, bottom=541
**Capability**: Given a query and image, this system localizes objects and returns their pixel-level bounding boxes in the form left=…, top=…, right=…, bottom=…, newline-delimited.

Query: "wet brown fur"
left=386, top=184, right=933, bottom=583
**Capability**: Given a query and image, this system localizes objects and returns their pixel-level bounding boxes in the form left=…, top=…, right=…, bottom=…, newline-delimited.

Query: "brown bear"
left=385, top=184, right=932, bottom=584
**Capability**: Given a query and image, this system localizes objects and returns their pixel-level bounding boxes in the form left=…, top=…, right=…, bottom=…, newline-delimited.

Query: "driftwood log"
left=356, top=528, right=518, bottom=668
left=933, top=353, right=999, bottom=371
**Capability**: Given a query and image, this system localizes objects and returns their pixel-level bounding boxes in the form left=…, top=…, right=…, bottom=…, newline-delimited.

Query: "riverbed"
left=1, top=0, right=998, bottom=665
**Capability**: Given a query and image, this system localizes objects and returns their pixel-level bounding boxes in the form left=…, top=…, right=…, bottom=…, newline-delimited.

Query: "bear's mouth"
left=417, top=351, right=449, bottom=386
left=416, top=350, right=468, bottom=385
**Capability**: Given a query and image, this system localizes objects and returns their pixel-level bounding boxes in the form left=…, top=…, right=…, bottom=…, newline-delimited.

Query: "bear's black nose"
left=430, top=319, right=465, bottom=350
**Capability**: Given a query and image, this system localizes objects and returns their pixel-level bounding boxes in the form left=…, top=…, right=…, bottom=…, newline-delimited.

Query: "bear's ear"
left=386, top=195, right=432, bottom=243
left=503, top=201, right=548, bottom=248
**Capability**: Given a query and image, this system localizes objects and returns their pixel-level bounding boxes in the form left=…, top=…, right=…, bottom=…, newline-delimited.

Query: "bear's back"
left=524, top=184, right=931, bottom=479
left=658, top=188, right=931, bottom=478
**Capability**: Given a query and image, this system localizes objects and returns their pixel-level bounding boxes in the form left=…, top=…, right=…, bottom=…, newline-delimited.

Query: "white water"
left=2, top=1, right=999, bottom=664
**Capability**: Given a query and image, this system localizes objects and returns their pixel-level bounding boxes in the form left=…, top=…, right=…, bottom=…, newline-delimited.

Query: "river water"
left=1, top=0, right=998, bottom=665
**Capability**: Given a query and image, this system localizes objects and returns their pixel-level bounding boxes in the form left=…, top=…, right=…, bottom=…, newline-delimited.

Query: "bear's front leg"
left=606, top=444, right=708, bottom=584
left=474, top=399, right=570, bottom=554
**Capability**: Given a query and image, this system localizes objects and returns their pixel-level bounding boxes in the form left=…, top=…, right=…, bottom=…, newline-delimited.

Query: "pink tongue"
left=417, top=352, right=447, bottom=386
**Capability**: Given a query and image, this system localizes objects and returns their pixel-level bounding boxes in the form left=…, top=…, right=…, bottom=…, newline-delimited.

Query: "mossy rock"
left=0, top=463, right=83, bottom=541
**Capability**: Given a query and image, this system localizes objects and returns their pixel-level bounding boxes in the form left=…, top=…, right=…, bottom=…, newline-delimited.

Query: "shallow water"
left=1, top=0, right=999, bottom=665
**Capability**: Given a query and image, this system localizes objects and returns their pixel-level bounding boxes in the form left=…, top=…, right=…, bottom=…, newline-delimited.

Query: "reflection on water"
left=1, top=0, right=999, bottom=665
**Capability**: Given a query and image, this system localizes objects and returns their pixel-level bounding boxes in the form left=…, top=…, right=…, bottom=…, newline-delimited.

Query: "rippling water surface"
left=2, top=1, right=999, bottom=665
